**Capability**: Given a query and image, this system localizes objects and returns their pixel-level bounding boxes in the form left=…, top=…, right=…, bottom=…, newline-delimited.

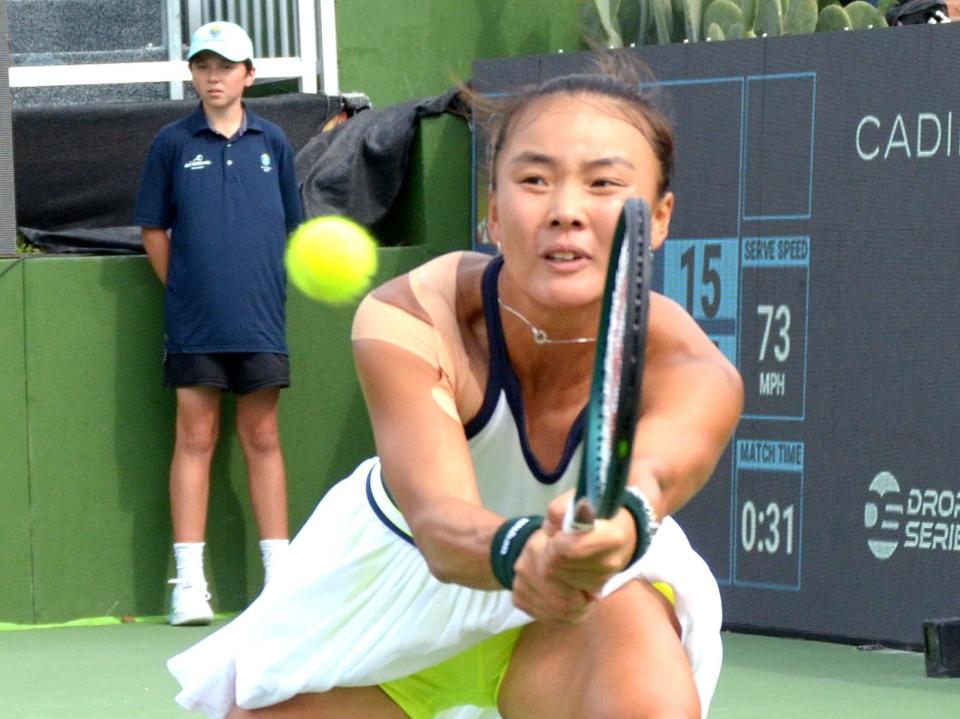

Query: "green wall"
left=337, top=0, right=585, bottom=106
left=1, top=0, right=587, bottom=624
left=5, top=248, right=426, bottom=624
left=0, top=260, right=31, bottom=622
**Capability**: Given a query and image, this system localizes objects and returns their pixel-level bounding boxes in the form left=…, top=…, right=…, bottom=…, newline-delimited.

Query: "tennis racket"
left=563, top=197, right=652, bottom=533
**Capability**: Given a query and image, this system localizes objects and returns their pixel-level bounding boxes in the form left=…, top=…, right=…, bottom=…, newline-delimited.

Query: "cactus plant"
left=817, top=3, right=852, bottom=31
left=755, top=0, right=784, bottom=37
left=706, top=21, right=726, bottom=40
left=580, top=0, right=888, bottom=48
left=596, top=0, right=625, bottom=46
left=579, top=0, right=646, bottom=46
left=704, top=0, right=746, bottom=40
left=844, top=0, right=884, bottom=28
left=617, top=1, right=642, bottom=44
left=682, top=0, right=704, bottom=43
left=579, top=0, right=607, bottom=46
left=651, top=0, right=676, bottom=44
left=733, top=0, right=759, bottom=29
left=784, top=0, right=818, bottom=34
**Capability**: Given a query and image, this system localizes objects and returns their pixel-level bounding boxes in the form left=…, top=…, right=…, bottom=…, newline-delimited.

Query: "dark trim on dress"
left=466, top=255, right=587, bottom=485
left=365, top=464, right=416, bottom=547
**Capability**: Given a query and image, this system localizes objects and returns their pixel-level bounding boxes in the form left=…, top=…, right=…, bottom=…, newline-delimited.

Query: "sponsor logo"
left=864, top=471, right=960, bottom=560
left=856, top=112, right=960, bottom=161
left=260, top=153, right=272, bottom=173
left=184, top=154, right=212, bottom=171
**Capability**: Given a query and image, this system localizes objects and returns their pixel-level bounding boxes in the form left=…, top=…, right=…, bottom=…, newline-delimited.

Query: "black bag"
left=886, top=0, right=950, bottom=25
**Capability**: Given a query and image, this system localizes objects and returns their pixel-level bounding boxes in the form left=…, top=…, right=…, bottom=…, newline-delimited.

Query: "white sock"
left=173, top=542, right=206, bottom=587
left=259, top=539, right=290, bottom=585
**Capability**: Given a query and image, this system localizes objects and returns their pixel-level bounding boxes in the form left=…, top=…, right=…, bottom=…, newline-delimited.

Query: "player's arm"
left=357, top=335, right=595, bottom=620
left=537, top=294, right=742, bottom=595
left=141, top=227, right=170, bottom=285
left=352, top=294, right=504, bottom=590
left=628, top=292, right=744, bottom=519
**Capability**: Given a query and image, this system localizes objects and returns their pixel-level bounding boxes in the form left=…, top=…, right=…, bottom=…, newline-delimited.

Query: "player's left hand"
left=511, top=530, right=598, bottom=623
left=542, top=492, right=638, bottom=594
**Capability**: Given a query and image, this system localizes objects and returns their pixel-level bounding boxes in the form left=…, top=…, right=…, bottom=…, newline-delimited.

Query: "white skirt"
left=168, top=458, right=723, bottom=719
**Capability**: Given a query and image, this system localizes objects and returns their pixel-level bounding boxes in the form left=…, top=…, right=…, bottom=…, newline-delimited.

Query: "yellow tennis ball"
left=286, top=216, right=378, bottom=304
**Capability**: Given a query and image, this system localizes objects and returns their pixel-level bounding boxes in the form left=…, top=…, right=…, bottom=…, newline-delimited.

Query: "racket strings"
left=577, top=198, right=650, bottom=526
left=593, top=237, right=632, bottom=507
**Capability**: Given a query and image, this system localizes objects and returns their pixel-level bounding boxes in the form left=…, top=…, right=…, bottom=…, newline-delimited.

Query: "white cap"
left=187, top=21, right=254, bottom=62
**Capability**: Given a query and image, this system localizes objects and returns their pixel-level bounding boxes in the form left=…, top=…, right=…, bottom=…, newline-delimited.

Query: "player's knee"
left=588, top=703, right=698, bottom=719
left=640, top=705, right=699, bottom=719
left=224, top=704, right=255, bottom=718
left=586, top=684, right=700, bottom=719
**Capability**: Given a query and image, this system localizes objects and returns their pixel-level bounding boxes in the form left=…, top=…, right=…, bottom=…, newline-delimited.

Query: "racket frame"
left=564, top=197, right=652, bottom=533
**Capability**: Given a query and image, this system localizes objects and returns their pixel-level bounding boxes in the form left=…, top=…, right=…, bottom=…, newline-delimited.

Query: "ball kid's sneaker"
left=167, top=578, right=213, bottom=626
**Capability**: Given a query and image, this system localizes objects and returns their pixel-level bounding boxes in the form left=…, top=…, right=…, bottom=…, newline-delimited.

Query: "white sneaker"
left=168, top=578, right=213, bottom=626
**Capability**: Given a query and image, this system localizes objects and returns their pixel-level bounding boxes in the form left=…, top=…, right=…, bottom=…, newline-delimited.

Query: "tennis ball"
left=286, top=216, right=378, bottom=304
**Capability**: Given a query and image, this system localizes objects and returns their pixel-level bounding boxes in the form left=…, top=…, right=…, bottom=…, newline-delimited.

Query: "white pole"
left=317, top=0, right=338, bottom=95
left=296, top=0, right=318, bottom=94
left=185, top=0, right=203, bottom=35
left=165, top=0, right=184, bottom=100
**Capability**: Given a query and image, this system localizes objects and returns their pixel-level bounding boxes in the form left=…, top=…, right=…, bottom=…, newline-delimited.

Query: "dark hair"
left=472, top=54, right=674, bottom=196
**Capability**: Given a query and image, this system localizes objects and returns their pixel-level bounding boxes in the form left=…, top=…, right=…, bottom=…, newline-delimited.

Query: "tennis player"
left=168, top=57, right=743, bottom=719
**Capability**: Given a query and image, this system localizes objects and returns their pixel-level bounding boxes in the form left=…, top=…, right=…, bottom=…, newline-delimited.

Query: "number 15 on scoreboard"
left=659, top=238, right=740, bottom=368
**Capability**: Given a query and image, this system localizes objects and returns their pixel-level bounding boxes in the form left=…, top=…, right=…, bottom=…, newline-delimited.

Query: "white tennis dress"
left=168, top=253, right=723, bottom=718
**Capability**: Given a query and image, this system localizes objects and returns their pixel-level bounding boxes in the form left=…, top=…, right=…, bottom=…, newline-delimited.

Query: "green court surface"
left=0, top=623, right=956, bottom=718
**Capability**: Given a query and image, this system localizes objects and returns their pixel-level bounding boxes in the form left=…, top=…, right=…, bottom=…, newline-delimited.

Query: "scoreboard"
left=660, top=234, right=811, bottom=419
left=474, top=24, right=960, bottom=647
left=651, top=72, right=814, bottom=595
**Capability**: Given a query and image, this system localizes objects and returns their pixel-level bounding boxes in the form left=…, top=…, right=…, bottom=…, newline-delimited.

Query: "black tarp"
left=14, top=88, right=469, bottom=255
left=885, top=0, right=950, bottom=25
left=296, top=88, right=468, bottom=227
left=13, top=93, right=341, bottom=254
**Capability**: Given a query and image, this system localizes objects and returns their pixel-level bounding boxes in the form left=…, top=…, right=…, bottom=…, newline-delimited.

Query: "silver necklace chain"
left=498, top=299, right=597, bottom=345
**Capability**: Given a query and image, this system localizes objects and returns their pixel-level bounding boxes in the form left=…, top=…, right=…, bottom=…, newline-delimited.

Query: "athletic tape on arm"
left=352, top=294, right=459, bottom=420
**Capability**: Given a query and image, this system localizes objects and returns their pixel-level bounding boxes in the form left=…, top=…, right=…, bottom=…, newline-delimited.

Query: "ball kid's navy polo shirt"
left=135, top=104, right=304, bottom=354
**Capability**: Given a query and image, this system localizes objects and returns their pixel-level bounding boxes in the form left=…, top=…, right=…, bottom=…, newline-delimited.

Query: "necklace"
left=498, top=299, right=596, bottom=345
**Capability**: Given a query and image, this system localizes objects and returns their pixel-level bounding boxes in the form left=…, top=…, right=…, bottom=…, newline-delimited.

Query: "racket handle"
left=562, top=496, right=596, bottom=533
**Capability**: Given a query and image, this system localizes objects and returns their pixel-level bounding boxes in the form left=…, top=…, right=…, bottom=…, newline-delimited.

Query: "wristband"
left=622, top=487, right=660, bottom=566
left=490, top=514, right=544, bottom=590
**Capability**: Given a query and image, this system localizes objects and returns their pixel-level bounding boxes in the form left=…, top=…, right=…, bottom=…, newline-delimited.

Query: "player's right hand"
left=543, top=492, right=638, bottom=593
left=510, top=530, right=598, bottom=623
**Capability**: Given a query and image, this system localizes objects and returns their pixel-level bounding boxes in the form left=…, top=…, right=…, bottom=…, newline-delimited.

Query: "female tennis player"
left=168, top=57, right=743, bottom=719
